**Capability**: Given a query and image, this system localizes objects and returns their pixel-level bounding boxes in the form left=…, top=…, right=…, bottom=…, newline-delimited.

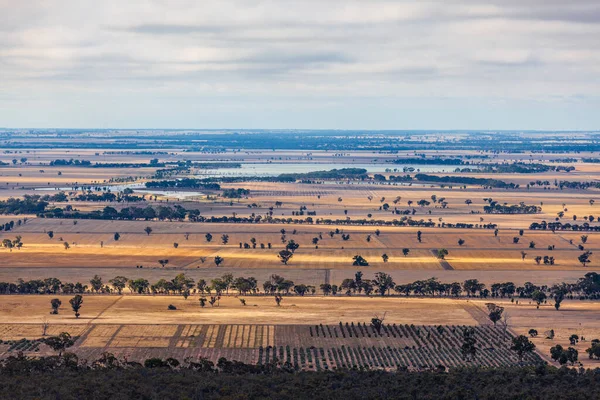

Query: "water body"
left=34, top=162, right=470, bottom=198
left=191, top=163, right=464, bottom=178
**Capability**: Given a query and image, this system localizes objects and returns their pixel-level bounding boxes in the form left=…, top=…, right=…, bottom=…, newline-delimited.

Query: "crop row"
left=256, top=344, right=543, bottom=371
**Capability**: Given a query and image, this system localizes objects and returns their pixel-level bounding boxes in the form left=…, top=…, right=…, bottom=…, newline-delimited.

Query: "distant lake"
left=191, top=163, right=464, bottom=177
left=34, top=162, right=472, bottom=197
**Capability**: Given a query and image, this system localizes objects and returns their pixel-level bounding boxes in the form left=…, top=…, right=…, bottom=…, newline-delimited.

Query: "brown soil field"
left=0, top=295, right=597, bottom=368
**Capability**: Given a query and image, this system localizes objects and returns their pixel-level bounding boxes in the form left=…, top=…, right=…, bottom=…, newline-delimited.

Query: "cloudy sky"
left=1, top=0, right=599, bottom=130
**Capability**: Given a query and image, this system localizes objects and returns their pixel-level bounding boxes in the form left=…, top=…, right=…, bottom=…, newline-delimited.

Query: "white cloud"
left=0, top=0, right=599, bottom=129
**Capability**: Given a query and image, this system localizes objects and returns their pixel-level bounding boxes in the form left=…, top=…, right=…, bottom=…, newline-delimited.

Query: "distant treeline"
left=37, top=204, right=496, bottom=229
left=145, top=179, right=221, bottom=190
left=459, top=163, right=574, bottom=174
left=74, top=193, right=145, bottom=203
left=0, top=196, right=49, bottom=214
left=484, top=201, right=541, bottom=214
left=49, top=159, right=91, bottom=166
left=530, top=221, right=600, bottom=232
left=222, top=188, right=250, bottom=198
left=414, top=174, right=519, bottom=189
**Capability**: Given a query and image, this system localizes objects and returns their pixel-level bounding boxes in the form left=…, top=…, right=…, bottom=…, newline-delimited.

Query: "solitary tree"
left=278, top=249, right=294, bottom=265
left=158, top=259, right=169, bottom=268
left=578, top=251, right=592, bottom=267
left=458, top=239, right=465, bottom=246
left=69, top=295, right=83, bottom=318
left=352, top=255, right=369, bottom=266
left=485, top=303, right=504, bottom=326
left=214, top=256, right=224, bottom=267
left=511, top=335, right=536, bottom=362
left=402, top=248, right=410, bottom=257
left=114, top=232, right=121, bottom=241
left=381, top=253, right=389, bottom=263
left=144, top=226, right=152, bottom=236
left=205, top=233, right=213, bottom=242
left=221, top=234, right=229, bottom=245
left=47, top=231, right=54, bottom=239
left=286, top=240, right=299, bottom=253
left=371, top=313, right=386, bottom=335
left=50, top=298, right=62, bottom=314
left=437, top=248, right=449, bottom=259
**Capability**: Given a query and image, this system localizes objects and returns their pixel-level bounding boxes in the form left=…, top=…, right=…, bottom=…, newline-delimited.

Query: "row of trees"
left=3, top=273, right=598, bottom=302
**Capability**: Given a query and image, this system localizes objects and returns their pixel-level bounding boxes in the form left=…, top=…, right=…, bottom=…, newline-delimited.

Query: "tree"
left=42, top=332, right=75, bottom=357
left=278, top=249, right=293, bottom=265
left=90, top=275, right=103, bottom=293
left=63, top=242, right=70, bottom=250
left=528, top=329, right=538, bottom=337
left=529, top=241, right=536, bottom=249
left=461, top=327, right=477, bottom=361
left=205, top=233, right=213, bottom=242
left=199, top=297, right=207, bottom=308
left=436, top=248, right=448, bottom=259
left=109, top=276, right=128, bottom=294
left=69, top=295, right=83, bottom=318
left=286, top=240, right=299, bottom=253
left=521, top=251, right=527, bottom=261
left=221, top=234, right=229, bottom=245
left=214, top=256, right=224, bottom=267
left=144, top=226, right=153, bottom=236
left=551, top=284, right=568, bottom=310
left=352, top=255, right=369, bottom=266
left=47, top=231, right=54, bottom=239
left=402, top=248, right=410, bottom=257
left=587, top=342, right=600, bottom=360
left=485, top=303, right=504, bottom=326
left=50, top=298, right=62, bottom=314
left=371, top=313, right=386, bottom=335
left=578, top=251, right=592, bottom=267
left=114, top=232, right=120, bottom=241
left=158, top=259, right=169, bottom=268
left=373, top=272, right=395, bottom=296
left=458, top=239, right=465, bottom=246
left=531, top=290, right=546, bottom=309
left=381, top=253, right=389, bottom=263
left=581, top=235, right=588, bottom=244
left=417, top=231, right=422, bottom=242
left=511, top=335, right=536, bottom=362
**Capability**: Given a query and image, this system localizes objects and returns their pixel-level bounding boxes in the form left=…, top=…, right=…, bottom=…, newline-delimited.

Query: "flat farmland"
left=1, top=218, right=598, bottom=272
left=0, top=296, right=598, bottom=369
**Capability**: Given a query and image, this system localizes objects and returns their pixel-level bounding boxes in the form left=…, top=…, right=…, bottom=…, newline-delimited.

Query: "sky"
left=1, top=0, right=599, bottom=130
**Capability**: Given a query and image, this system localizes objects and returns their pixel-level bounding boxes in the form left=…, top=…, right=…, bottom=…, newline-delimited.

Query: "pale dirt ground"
left=0, top=295, right=478, bottom=326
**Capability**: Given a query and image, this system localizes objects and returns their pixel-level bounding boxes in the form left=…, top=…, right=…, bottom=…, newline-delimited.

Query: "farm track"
left=460, top=301, right=491, bottom=325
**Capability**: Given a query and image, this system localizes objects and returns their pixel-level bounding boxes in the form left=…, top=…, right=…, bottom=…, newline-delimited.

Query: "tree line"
left=2, top=272, right=598, bottom=301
